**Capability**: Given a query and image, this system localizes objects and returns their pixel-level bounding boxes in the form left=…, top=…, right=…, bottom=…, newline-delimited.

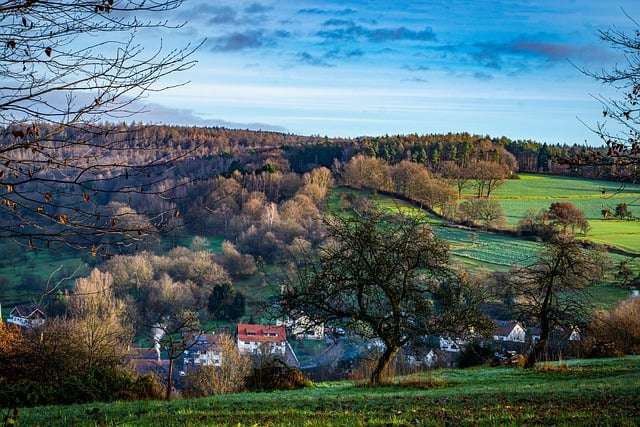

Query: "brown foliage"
left=585, top=296, right=640, bottom=356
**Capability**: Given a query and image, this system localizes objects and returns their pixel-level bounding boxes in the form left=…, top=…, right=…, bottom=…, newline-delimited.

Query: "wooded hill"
left=0, top=123, right=619, bottom=257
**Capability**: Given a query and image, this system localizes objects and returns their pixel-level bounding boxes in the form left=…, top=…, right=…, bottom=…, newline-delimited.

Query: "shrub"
left=457, top=339, right=496, bottom=368
left=584, top=296, right=640, bottom=357
left=245, top=360, right=312, bottom=392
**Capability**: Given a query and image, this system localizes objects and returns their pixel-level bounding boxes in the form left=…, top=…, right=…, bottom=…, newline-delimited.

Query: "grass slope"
left=15, top=356, right=640, bottom=426
left=493, top=174, right=640, bottom=253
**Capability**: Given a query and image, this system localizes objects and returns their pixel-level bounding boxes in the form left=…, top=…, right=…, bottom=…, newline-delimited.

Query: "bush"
left=457, top=340, right=495, bottom=368
left=0, top=366, right=163, bottom=408
left=584, top=296, right=640, bottom=357
left=245, top=360, right=312, bottom=392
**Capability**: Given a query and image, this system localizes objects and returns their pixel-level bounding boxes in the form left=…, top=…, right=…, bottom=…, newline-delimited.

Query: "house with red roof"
left=7, top=305, right=46, bottom=328
left=237, top=324, right=298, bottom=366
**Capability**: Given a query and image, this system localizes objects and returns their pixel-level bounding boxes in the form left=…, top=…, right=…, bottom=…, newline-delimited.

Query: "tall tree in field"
left=504, top=235, right=608, bottom=368
left=278, top=208, right=491, bottom=385
left=0, top=1, right=199, bottom=253
left=138, top=273, right=200, bottom=400
left=547, top=202, right=589, bottom=234
left=457, top=198, right=507, bottom=230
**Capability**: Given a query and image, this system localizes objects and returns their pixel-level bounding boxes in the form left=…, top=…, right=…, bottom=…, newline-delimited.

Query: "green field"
left=15, top=356, right=640, bottom=426
left=0, top=243, right=90, bottom=316
left=491, top=174, right=640, bottom=251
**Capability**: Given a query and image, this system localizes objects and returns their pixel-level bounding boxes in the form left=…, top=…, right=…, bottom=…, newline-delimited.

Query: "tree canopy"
left=278, top=207, right=491, bottom=384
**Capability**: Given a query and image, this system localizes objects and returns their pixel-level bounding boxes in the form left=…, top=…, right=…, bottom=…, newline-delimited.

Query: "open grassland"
left=15, top=356, right=640, bottom=426
left=0, top=242, right=89, bottom=315
left=492, top=174, right=640, bottom=222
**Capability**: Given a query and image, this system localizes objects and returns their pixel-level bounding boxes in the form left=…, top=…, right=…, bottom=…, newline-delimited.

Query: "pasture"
left=457, top=173, right=640, bottom=254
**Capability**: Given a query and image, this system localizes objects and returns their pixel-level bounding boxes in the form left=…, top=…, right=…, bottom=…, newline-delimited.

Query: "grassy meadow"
left=14, top=356, right=640, bottom=426
left=490, top=174, right=640, bottom=253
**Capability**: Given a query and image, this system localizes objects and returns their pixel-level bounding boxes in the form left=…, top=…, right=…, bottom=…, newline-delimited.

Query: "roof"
left=10, top=306, right=46, bottom=318
left=184, top=333, right=222, bottom=352
left=237, top=324, right=287, bottom=343
left=128, top=347, right=160, bottom=360
left=494, top=320, right=521, bottom=337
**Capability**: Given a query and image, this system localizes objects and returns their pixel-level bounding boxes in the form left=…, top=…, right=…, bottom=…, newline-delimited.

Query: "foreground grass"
left=14, top=356, right=640, bottom=426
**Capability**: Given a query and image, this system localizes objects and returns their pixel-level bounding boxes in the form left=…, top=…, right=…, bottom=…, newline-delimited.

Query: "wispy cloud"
left=297, top=52, right=335, bottom=67
left=244, top=3, right=273, bottom=14
left=403, top=65, right=431, bottom=72
left=319, top=21, right=437, bottom=43
left=210, top=30, right=266, bottom=51
left=473, top=71, right=494, bottom=81
left=324, top=48, right=365, bottom=59
left=298, top=8, right=357, bottom=16
left=471, top=36, right=607, bottom=71
left=202, top=5, right=238, bottom=25
left=136, top=103, right=288, bottom=132
left=210, top=29, right=290, bottom=52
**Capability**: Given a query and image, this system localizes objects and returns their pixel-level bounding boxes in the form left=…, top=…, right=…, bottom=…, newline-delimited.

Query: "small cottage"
left=7, top=305, right=46, bottom=328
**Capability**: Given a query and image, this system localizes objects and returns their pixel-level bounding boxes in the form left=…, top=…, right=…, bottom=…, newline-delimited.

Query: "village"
left=2, top=302, right=585, bottom=393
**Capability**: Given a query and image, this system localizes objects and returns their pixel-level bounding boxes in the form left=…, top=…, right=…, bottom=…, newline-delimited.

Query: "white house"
left=439, top=336, right=462, bottom=352
left=7, top=305, right=46, bottom=328
left=276, top=313, right=325, bottom=340
left=237, top=324, right=288, bottom=356
left=493, top=320, right=526, bottom=343
left=183, top=334, right=224, bottom=371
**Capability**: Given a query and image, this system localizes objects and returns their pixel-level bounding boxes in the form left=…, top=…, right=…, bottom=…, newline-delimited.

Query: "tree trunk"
left=166, top=358, right=174, bottom=400
left=370, top=345, right=399, bottom=385
left=525, top=338, right=546, bottom=368
left=526, top=317, right=550, bottom=368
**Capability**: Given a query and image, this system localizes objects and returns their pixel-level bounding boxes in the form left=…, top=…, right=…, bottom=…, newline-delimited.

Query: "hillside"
left=15, top=356, right=640, bottom=426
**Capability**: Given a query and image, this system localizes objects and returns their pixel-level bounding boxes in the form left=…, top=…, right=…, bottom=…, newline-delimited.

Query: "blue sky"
left=139, top=1, right=640, bottom=145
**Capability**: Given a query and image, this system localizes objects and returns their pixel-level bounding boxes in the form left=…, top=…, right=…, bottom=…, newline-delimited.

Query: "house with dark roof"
left=182, top=333, right=224, bottom=372
left=7, top=305, right=46, bottom=328
left=493, top=320, right=526, bottom=343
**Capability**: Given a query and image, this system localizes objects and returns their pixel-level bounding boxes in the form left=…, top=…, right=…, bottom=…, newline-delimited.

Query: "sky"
left=136, top=1, right=640, bottom=145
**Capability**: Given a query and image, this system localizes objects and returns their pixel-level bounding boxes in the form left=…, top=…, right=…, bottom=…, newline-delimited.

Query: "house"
left=439, top=336, right=462, bottom=352
left=237, top=323, right=299, bottom=366
left=7, top=305, right=46, bottom=328
left=182, top=333, right=223, bottom=371
left=237, top=324, right=288, bottom=356
left=276, top=313, right=325, bottom=340
left=493, top=320, right=526, bottom=343
left=530, top=325, right=581, bottom=344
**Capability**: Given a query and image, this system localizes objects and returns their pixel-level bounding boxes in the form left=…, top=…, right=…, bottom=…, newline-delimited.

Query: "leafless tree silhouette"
left=0, top=0, right=201, bottom=253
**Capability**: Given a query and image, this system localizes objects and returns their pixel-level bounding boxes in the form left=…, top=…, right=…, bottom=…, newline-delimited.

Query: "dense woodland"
left=0, top=123, right=617, bottom=253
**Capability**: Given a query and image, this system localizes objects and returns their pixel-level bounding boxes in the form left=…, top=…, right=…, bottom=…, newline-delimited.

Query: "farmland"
left=1, top=174, right=638, bottom=317
left=489, top=174, right=640, bottom=253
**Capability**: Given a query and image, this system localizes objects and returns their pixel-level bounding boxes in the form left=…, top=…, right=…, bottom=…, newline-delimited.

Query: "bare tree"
left=457, top=198, right=507, bottom=230
left=67, top=268, right=132, bottom=372
left=0, top=1, right=200, bottom=253
left=575, top=15, right=640, bottom=181
left=504, top=235, right=608, bottom=368
left=278, top=208, right=491, bottom=385
left=138, top=273, right=200, bottom=400
left=184, top=334, right=251, bottom=397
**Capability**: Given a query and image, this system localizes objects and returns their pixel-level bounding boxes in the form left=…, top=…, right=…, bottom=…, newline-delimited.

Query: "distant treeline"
left=1, top=122, right=612, bottom=175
